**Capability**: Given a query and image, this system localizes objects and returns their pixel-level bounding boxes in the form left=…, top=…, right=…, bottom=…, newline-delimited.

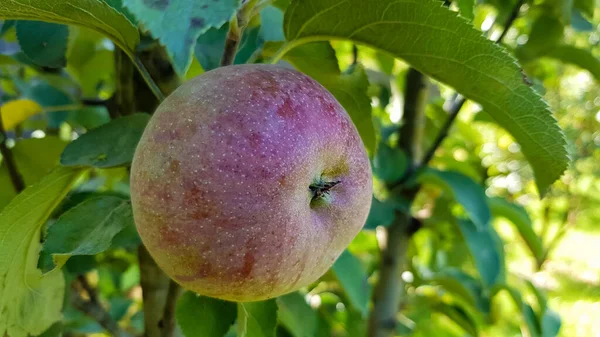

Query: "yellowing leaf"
left=0, top=167, right=84, bottom=337
left=1, top=99, right=43, bottom=129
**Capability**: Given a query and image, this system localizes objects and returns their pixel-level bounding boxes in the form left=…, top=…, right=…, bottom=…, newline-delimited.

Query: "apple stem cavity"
left=310, top=180, right=341, bottom=202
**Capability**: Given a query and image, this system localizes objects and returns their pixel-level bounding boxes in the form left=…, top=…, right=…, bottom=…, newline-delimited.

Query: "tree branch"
left=0, top=112, right=25, bottom=193
left=138, top=245, right=171, bottom=337
left=220, top=0, right=259, bottom=66
left=160, top=280, right=182, bottom=337
left=368, top=69, right=428, bottom=337
left=72, top=275, right=133, bottom=337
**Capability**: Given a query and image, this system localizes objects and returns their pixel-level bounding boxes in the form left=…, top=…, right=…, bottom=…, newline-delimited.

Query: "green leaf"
left=431, top=268, right=490, bottom=313
left=525, top=279, right=548, bottom=315
left=23, top=81, right=73, bottom=129
left=123, top=0, right=242, bottom=75
left=456, top=219, right=504, bottom=288
left=515, top=15, right=564, bottom=62
left=488, top=197, right=544, bottom=264
left=41, top=196, right=133, bottom=270
left=541, top=310, right=561, bottom=337
left=523, top=304, right=542, bottom=337
left=332, top=250, right=372, bottom=317
left=237, top=300, right=278, bottom=337
left=574, top=0, right=594, bottom=18
left=260, top=6, right=285, bottom=41
left=265, top=41, right=375, bottom=154
left=544, top=45, right=600, bottom=82
left=0, top=137, right=68, bottom=211
left=61, top=113, right=149, bottom=168
left=373, top=143, right=407, bottom=183
left=0, top=0, right=139, bottom=56
left=456, top=0, right=475, bottom=20
left=432, top=302, right=479, bottom=337
left=195, top=24, right=263, bottom=72
left=176, top=291, right=237, bottom=337
left=277, top=292, right=317, bottom=337
left=15, top=21, right=68, bottom=68
left=420, top=169, right=491, bottom=230
left=363, top=197, right=395, bottom=230
left=281, top=0, right=568, bottom=194
left=0, top=167, right=84, bottom=337
left=571, top=9, right=594, bottom=31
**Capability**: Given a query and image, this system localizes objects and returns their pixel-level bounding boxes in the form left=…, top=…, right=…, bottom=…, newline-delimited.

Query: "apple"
left=130, top=64, right=372, bottom=302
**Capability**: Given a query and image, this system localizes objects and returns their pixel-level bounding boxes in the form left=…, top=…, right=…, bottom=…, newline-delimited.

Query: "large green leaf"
left=456, top=219, right=504, bottom=288
left=0, top=0, right=139, bottom=55
left=281, top=0, right=568, bottom=194
left=277, top=293, right=317, bottom=337
left=0, top=167, right=84, bottom=337
left=61, top=113, right=149, bottom=168
left=41, top=196, right=133, bottom=270
left=420, top=169, right=491, bottom=230
left=176, top=291, right=237, bottom=337
left=0, top=137, right=68, bottom=211
left=541, top=310, right=561, bottom=337
left=264, top=41, right=376, bottom=154
left=544, top=45, right=600, bottom=82
left=15, top=21, right=68, bottom=68
left=332, top=250, right=372, bottom=317
left=123, top=0, right=242, bottom=75
left=488, top=197, right=544, bottom=264
left=237, top=300, right=278, bottom=337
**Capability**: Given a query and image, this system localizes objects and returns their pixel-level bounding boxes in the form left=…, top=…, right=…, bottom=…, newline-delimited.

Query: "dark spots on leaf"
left=190, top=17, right=206, bottom=29
left=143, top=0, right=170, bottom=10
left=521, top=70, right=533, bottom=86
left=201, top=4, right=208, bottom=9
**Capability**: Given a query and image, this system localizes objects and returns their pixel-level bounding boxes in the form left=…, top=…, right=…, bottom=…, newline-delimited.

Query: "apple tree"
left=0, top=0, right=597, bottom=336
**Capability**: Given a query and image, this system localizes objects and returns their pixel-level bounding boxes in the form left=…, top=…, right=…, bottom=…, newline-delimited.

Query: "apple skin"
left=130, top=64, right=372, bottom=302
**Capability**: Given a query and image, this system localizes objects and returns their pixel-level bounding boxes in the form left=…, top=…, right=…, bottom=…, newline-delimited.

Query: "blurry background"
left=0, top=0, right=599, bottom=336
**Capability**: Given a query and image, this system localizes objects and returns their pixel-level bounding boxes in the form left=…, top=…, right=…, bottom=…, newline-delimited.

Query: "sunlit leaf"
left=0, top=167, right=84, bottom=337
left=0, top=0, right=139, bottom=56
left=0, top=137, right=68, bottom=211
left=0, top=99, right=43, bottom=130
left=488, top=197, right=544, bottom=264
left=282, top=0, right=568, bottom=194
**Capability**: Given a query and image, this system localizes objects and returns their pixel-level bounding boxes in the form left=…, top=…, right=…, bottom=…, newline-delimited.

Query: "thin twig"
left=160, top=280, right=182, bottom=337
left=352, top=44, right=359, bottom=65
left=133, top=56, right=165, bottom=102
left=495, top=0, right=525, bottom=44
left=72, top=276, right=133, bottom=337
left=0, top=110, right=25, bottom=193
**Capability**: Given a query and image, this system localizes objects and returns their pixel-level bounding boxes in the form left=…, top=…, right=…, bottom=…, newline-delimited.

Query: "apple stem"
left=309, top=180, right=341, bottom=200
